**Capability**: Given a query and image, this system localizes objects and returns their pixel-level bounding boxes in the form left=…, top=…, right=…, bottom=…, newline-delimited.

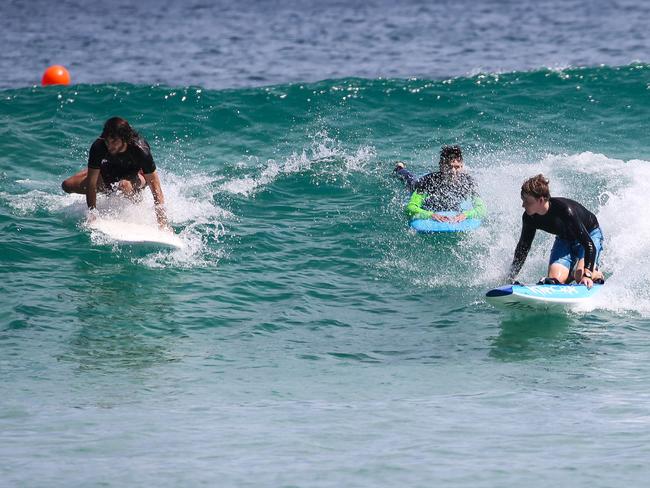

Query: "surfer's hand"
left=86, top=208, right=98, bottom=223
left=431, top=213, right=449, bottom=222
left=580, top=276, right=593, bottom=288
left=450, top=213, right=467, bottom=223
left=158, top=221, right=173, bottom=232
left=154, top=204, right=170, bottom=231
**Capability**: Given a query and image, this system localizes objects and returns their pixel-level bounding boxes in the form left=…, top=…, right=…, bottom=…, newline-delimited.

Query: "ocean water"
left=1, top=0, right=649, bottom=88
left=2, top=1, right=650, bottom=487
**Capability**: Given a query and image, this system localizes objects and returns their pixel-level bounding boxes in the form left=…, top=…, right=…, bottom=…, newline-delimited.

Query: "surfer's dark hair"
left=439, top=145, right=463, bottom=167
left=101, top=117, right=139, bottom=144
left=521, top=174, right=551, bottom=200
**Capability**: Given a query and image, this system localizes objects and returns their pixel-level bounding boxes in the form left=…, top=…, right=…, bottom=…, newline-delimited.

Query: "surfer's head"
left=101, top=117, right=139, bottom=154
left=521, top=174, right=550, bottom=215
left=439, top=145, right=463, bottom=177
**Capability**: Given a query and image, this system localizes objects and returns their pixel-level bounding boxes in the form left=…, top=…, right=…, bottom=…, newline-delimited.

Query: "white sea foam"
left=2, top=169, right=229, bottom=269
left=588, top=158, right=650, bottom=314
left=468, top=151, right=650, bottom=315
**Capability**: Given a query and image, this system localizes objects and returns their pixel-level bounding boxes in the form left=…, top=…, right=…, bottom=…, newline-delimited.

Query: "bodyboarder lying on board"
left=394, top=145, right=486, bottom=222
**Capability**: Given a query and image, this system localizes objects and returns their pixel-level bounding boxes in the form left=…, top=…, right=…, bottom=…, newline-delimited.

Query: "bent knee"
left=61, top=179, right=73, bottom=193
left=117, top=180, right=135, bottom=194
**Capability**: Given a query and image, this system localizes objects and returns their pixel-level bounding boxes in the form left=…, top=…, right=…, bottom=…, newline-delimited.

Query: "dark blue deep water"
left=1, top=1, right=650, bottom=486
left=1, top=0, right=649, bottom=88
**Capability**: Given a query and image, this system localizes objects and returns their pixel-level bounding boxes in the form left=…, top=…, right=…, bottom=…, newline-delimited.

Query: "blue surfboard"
left=410, top=211, right=481, bottom=233
left=486, top=283, right=603, bottom=311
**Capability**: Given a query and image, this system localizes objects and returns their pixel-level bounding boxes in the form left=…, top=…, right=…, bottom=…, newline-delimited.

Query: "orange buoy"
left=41, top=65, right=71, bottom=86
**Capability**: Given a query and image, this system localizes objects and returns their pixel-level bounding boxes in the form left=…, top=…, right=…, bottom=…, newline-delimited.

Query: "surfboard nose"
left=485, top=286, right=514, bottom=298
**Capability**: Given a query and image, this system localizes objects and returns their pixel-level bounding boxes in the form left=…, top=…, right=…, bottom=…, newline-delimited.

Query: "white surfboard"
left=486, top=283, right=603, bottom=311
left=88, top=218, right=184, bottom=250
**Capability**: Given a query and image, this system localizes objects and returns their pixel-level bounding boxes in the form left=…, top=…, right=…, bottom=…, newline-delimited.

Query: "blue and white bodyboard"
left=486, top=283, right=603, bottom=311
left=410, top=211, right=481, bottom=233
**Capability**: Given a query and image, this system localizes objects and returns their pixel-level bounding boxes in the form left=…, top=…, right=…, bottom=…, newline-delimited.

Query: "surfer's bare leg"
left=62, top=169, right=106, bottom=194
left=572, top=259, right=604, bottom=282
left=547, top=263, right=571, bottom=283
left=115, top=174, right=146, bottom=199
left=573, top=259, right=586, bottom=283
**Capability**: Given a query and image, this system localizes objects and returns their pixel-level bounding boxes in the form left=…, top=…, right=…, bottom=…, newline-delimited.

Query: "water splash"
left=219, top=131, right=376, bottom=196
left=2, top=169, right=230, bottom=269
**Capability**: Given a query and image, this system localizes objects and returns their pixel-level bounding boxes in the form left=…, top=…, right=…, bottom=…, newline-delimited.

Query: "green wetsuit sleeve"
left=405, top=191, right=434, bottom=220
left=463, top=196, right=487, bottom=220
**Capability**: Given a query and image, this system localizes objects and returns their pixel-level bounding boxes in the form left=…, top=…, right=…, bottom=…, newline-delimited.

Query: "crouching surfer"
left=394, top=145, right=486, bottom=222
left=506, top=174, right=604, bottom=288
left=61, top=117, right=169, bottom=229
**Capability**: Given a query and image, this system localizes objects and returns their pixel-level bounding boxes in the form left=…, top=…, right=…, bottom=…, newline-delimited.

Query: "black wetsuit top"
left=87, top=137, right=156, bottom=186
left=510, top=197, right=600, bottom=277
left=414, top=172, right=478, bottom=211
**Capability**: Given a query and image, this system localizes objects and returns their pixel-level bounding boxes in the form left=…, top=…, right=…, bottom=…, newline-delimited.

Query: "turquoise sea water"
left=2, top=64, right=650, bottom=486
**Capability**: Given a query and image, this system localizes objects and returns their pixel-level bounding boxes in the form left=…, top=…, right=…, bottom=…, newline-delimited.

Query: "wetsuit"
left=87, top=137, right=156, bottom=187
left=509, top=197, right=602, bottom=279
left=396, top=168, right=486, bottom=220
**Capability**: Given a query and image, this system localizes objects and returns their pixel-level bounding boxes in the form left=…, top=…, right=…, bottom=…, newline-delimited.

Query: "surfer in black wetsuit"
left=507, top=174, right=604, bottom=288
left=62, top=117, right=169, bottom=228
left=394, top=145, right=486, bottom=222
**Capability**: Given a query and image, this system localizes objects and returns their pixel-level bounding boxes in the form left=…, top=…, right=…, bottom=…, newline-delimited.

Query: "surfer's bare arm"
left=86, top=168, right=100, bottom=210
left=144, top=171, right=169, bottom=229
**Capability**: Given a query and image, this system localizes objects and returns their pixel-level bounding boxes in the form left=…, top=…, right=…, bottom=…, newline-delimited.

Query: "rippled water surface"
left=1, top=1, right=650, bottom=486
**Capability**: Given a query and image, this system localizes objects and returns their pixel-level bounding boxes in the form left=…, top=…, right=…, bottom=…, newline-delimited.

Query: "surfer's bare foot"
left=592, top=269, right=605, bottom=284
left=538, top=276, right=562, bottom=285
